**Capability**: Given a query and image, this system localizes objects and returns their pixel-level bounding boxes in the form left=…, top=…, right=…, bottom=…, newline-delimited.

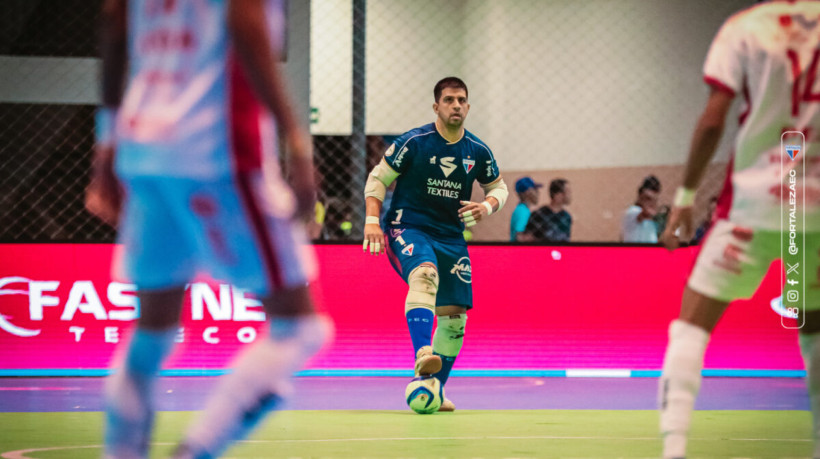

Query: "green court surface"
left=0, top=410, right=812, bottom=458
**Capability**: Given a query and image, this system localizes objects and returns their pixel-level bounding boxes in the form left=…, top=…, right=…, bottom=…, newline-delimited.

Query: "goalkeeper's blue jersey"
left=382, top=123, right=501, bottom=238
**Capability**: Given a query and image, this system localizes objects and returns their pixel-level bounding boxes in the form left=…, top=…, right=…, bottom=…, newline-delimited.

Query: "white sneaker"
left=438, top=397, right=455, bottom=412
left=414, top=345, right=442, bottom=376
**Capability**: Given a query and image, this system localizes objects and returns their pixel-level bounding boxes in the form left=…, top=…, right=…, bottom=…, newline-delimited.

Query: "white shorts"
left=115, top=172, right=317, bottom=296
left=688, top=219, right=820, bottom=309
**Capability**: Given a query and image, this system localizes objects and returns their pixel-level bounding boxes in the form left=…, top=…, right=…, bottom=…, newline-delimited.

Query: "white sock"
left=180, top=315, right=333, bottom=458
left=104, top=327, right=177, bottom=459
left=800, top=332, right=820, bottom=458
left=658, top=320, right=710, bottom=459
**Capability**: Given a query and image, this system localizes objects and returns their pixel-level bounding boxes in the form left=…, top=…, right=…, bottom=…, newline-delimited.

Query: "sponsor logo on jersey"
left=394, top=146, right=409, bottom=168
left=426, top=178, right=462, bottom=199
left=786, top=144, right=801, bottom=160
left=385, top=144, right=396, bottom=157
left=463, top=158, right=475, bottom=173
left=450, top=256, right=472, bottom=283
left=401, top=244, right=415, bottom=256
left=439, top=157, right=457, bottom=177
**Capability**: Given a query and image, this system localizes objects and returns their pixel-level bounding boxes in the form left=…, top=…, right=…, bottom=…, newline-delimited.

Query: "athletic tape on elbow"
left=433, top=314, right=466, bottom=357
left=364, top=161, right=398, bottom=202
left=659, top=320, right=709, bottom=433
left=405, top=265, right=438, bottom=314
left=364, top=174, right=387, bottom=201
left=484, top=180, right=509, bottom=211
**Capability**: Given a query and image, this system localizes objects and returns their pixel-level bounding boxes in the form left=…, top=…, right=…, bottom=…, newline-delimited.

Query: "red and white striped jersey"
left=705, top=0, right=820, bottom=231
left=115, top=0, right=286, bottom=180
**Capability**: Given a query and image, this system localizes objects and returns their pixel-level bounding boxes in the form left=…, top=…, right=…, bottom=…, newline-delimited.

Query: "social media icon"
left=787, top=290, right=799, bottom=302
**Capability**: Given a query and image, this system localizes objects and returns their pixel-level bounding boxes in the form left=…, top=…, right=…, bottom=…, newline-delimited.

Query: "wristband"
left=365, top=216, right=380, bottom=225
left=481, top=201, right=494, bottom=216
left=95, top=107, right=117, bottom=146
left=673, top=187, right=696, bottom=207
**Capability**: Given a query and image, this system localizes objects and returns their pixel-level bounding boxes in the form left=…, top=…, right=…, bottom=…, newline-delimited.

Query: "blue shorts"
left=385, top=225, right=472, bottom=309
left=115, top=172, right=316, bottom=296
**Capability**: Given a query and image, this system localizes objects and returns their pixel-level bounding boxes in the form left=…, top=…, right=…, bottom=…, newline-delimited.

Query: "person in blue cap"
left=510, top=177, right=543, bottom=241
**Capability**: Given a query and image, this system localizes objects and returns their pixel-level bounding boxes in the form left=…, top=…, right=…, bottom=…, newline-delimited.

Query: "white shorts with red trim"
left=688, top=220, right=820, bottom=309
left=115, top=172, right=316, bottom=296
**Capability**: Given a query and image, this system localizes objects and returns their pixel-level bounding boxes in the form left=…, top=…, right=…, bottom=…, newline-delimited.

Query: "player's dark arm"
left=100, top=0, right=127, bottom=108
left=228, top=0, right=301, bottom=146
left=86, top=0, right=127, bottom=226
left=228, top=0, right=314, bottom=218
left=680, top=88, right=735, bottom=189
left=661, top=88, right=734, bottom=249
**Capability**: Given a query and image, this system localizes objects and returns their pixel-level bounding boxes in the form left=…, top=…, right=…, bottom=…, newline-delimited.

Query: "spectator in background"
left=521, top=178, right=572, bottom=242
left=690, top=196, right=718, bottom=245
left=622, top=175, right=661, bottom=243
left=509, top=176, right=543, bottom=241
left=654, top=204, right=671, bottom=238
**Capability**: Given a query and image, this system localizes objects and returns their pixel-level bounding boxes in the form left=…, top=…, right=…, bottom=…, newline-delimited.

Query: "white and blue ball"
left=405, top=375, right=442, bottom=414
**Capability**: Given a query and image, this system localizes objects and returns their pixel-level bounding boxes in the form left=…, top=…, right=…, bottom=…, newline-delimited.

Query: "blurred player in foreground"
left=362, top=77, right=508, bottom=412
left=658, top=1, right=820, bottom=457
left=88, top=0, right=332, bottom=457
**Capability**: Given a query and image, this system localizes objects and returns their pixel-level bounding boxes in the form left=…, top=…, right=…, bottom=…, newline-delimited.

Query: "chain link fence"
left=1, top=0, right=755, bottom=243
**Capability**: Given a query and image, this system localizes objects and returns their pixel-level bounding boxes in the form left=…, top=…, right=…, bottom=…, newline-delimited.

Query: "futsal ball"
left=404, top=375, right=442, bottom=414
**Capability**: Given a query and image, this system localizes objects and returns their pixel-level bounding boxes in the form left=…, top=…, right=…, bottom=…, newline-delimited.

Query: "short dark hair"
left=638, top=175, right=661, bottom=194
left=434, top=77, right=468, bottom=102
left=549, top=178, right=568, bottom=199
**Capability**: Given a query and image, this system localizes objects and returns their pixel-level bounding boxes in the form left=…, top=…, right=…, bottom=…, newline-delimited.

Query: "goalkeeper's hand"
left=363, top=223, right=385, bottom=255
left=458, top=200, right=492, bottom=227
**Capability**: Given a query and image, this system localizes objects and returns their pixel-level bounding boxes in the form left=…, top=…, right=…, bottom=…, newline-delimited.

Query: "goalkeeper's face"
left=434, top=87, right=470, bottom=128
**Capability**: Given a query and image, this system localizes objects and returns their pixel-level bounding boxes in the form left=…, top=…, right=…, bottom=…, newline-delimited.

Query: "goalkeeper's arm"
left=362, top=159, right=399, bottom=255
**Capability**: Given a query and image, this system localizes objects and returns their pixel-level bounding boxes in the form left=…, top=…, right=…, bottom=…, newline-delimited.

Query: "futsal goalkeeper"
left=362, top=77, right=508, bottom=412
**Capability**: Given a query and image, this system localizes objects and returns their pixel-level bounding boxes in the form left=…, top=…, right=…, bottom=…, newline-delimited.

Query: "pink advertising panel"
left=0, top=244, right=800, bottom=374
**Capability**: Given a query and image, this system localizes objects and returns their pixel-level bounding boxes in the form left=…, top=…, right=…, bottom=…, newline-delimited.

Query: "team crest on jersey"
left=463, top=158, right=475, bottom=173
left=385, top=144, right=395, bottom=157
left=401, top=244, right=415, bottom=256
left=786, top=145, right=801, bottom=161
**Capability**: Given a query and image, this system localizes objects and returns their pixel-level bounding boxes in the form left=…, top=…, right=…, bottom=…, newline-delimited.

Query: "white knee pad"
left=433, top=314, right=466, bottom=357
left=405, top=265, right=438, bottom=314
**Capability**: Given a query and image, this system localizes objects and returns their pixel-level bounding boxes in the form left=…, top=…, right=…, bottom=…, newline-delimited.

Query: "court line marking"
left=2, top=436, right=811, bottom=458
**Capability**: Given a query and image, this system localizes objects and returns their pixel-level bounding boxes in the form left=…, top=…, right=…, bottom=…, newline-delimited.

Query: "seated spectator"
left=622, top=175, right=661, bottom=243
left=691, top=196, right=718, bottom=245
left=521, top=178, right=572, bottom=242
left=510, top=176, right=543, bottom=241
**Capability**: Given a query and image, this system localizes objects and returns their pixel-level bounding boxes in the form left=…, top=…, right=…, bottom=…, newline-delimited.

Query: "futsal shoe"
left=414, top=345, right=442, bottom=376
left=438, top=396, right=455, bottom=412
